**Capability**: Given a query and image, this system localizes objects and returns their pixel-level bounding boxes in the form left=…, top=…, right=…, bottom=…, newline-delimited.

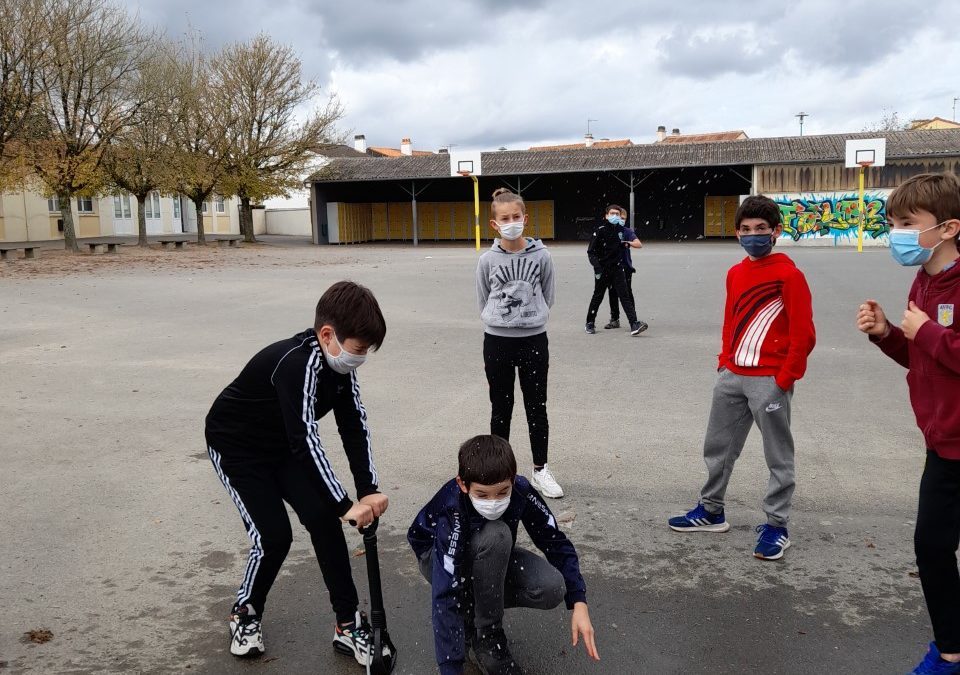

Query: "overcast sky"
left=127, top=0, right=960, bottom=153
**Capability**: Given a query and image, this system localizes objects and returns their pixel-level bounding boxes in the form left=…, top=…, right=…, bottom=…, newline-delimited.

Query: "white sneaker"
left=229, top=606, right=264, bottom=657
left=332, top=610, right=372, bottom=666
left=531, top=464, right=564, bottom=499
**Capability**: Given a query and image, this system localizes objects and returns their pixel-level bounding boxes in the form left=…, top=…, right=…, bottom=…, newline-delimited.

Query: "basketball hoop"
left=458, top=170, right=472, bottom=177
left=858, top=160, right=874, bottom=169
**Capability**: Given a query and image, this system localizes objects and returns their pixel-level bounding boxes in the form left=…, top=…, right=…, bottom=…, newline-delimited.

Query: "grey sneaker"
left=630, top=321, right=649, bottom=336
left=603, top=319, right=620, bottom=329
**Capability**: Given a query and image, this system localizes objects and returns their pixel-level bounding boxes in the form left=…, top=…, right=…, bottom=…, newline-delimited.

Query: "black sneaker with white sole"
left=585, top=323, right=596, bottom=334
left=332, top=611, right=373, bottom=666
left=229, top=605, right=264, bottom=657
left=630, top=321, right=649, bottom=336
left=473, top=624, right=524, bottom=675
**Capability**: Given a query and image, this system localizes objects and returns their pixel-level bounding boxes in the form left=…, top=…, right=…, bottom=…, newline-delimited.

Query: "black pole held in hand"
left=355, top=517, right=397, bottom=674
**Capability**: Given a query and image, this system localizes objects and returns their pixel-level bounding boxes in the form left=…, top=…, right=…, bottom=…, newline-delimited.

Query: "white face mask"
left=497, top=221, right=525, bottom=241
left=470, top=495, right=511, bottom=520
left=324, top=334, right=367, bottom=374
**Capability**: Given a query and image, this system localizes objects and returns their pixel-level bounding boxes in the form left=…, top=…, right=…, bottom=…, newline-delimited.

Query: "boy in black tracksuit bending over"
left=204, top=281, right=388, bottom=668
left=586, top=204, right=648, bottom=336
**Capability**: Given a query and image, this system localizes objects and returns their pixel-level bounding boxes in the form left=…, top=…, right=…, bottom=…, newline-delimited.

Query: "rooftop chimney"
left=438, top=147, right=449, bottom=154
left=400, top=137, right=412, bottom=156
left=656, top=125, right=666, bottom=142
left=584, top=133, right=594, bottom=148
left=671, top=128, right=681, bottom=135
left=354, top=134, right=367, bottom=153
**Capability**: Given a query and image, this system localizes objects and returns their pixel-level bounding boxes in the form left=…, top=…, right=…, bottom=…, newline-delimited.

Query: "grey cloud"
left=781, top=0, right=952, bottom=72
left=657, top=30, right=777, bottom=78
left=118, top=0, right=960, bottom=151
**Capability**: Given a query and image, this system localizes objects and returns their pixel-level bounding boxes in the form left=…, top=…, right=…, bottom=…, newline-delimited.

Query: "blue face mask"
left=890, top=224, right=945, bottom=266
left=606, top=215, right=624, bottom=226
left=739, top=233, right=774, bottom=258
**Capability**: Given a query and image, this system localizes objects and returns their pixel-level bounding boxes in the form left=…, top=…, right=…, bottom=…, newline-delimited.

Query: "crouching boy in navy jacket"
left=408, top=435, right=600, bottom=675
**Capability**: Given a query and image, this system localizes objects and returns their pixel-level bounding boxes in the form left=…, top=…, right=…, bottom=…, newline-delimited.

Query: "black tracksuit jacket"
left=204, top=328, right=379, bottom=517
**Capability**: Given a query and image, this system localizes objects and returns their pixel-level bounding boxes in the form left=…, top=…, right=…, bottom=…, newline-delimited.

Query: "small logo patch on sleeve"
left=939, top=304, right=954, bottom=327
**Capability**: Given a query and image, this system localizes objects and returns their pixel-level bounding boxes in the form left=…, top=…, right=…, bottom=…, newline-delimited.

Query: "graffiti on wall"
left=773, top=192, right=890, bottom=241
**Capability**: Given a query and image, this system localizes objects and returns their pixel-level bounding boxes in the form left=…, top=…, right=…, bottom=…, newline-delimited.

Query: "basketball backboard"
left=845, top=138, right=886, bottom=167
left=449, top=151, right=482, bottom=177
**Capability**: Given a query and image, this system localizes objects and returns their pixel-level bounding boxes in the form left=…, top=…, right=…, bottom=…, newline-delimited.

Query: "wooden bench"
left=216, top=236, right=243, bottom=248
left=84, top=241, right=119, bottom=255
left=0, top=246, right=40, bottom=261
left=158, top=239, right=187, bottom=250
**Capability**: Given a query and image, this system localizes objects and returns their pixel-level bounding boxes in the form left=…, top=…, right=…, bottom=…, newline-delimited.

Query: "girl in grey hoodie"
left=476, top=188, right=562, bottom=498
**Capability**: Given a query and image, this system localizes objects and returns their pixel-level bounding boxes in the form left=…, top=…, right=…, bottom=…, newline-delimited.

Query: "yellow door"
left=704, top=196, right=739, bottom=237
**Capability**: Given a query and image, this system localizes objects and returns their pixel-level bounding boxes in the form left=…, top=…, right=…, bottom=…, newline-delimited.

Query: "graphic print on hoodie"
left=477, top=238, right=556, bottom=337
left=731, top=280, right=785, bottom=367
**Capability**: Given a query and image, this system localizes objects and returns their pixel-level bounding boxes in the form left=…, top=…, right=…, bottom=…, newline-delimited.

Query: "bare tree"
left=103, top=40, right=178, bottom=246
left=170, top=42, right=231, bottom=245
left=27, top=0, right=151, bottom=251
left=213, top=33, right=342, bottom=243
left=0, top=0, right=49, bottom=186
left=862, top=109, right=910, bottom=132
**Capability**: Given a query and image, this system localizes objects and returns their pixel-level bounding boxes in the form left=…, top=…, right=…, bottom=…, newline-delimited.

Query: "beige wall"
left=253, top=208, right=266, bottom=235
left=1, top=186, right=241, bottom=242
left=265, top=208, right=310, bottom=236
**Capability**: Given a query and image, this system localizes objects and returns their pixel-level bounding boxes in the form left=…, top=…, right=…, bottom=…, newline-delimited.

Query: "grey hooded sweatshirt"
left=476, top=238, right=556, bottom=337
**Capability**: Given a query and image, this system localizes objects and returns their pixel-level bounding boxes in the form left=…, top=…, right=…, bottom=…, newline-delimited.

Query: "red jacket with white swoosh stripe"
left=719, top=252, right=816, bottom=391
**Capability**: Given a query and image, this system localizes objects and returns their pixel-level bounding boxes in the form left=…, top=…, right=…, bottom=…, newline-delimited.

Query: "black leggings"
left=587, top=265, right=637, bottom=325
left=483, top=332, right=549, bottom=467
left=916, top=449, right=960, bottom=653
left=607, top=269, right=635, bottom=321
left=208, top=445, right=358, bottom=623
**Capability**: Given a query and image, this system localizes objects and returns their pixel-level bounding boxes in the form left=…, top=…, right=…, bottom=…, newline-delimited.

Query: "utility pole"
left=587, top=119, right=598, bottom=136
left=954, top=97, right=959, bottom=122
left=795, top=112, right=809, bottom=136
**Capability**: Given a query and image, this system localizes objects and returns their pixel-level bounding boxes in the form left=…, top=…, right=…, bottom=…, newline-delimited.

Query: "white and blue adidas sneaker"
left=753, top=523, right=791, bottom=560
left=667, top=503, right=731, bottom=533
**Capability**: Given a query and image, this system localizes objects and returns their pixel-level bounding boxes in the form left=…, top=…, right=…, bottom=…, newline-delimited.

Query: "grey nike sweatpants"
left=700, top=369, right=795, bottom=527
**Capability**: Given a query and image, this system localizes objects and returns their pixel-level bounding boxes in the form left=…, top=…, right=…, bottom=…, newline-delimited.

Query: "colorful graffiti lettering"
left=774, top=193, right=889, bottom=241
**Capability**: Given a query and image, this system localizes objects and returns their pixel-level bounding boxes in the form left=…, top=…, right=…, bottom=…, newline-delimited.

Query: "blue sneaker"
left=668, top=503, right=730, bottom=533
left=911, top=642, right=960, bottom=674
left=754, top=523, right=791, bottom=560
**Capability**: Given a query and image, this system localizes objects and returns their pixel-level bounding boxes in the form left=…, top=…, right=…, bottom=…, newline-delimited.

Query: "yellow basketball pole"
left=470, top=175, right=480, bottom=251
left=857, top=165, right=866, bottom=253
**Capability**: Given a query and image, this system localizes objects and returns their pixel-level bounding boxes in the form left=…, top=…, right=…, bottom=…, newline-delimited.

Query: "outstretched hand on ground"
left=571, top=602, right=600, bottom=661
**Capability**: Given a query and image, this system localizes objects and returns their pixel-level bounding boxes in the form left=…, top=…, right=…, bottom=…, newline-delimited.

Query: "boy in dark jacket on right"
left=857, top=173, right=960, bottom=675
left=585, top=204, right=647, bottom=336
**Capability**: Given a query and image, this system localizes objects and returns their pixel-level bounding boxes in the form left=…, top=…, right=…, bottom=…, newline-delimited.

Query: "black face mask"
left=739, top=234, right=774, bottom=258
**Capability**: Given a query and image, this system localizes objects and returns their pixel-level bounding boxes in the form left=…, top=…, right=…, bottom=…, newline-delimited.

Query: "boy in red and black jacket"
left=857, top=173, right=960, bottom=675
left=668, top=195, right=816, bottom=561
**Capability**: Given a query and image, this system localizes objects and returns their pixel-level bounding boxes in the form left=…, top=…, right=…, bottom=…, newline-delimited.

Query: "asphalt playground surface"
left=0, top=239, right=933, bottom=674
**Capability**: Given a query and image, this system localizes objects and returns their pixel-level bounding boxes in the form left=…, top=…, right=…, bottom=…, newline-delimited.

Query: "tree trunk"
left=240, top=196, right=256, bottom=243
left=194, top=199, right=206, bottom=245
left=136, top=193, right=148, bottom=247
left=59, top=192, right=79, bottom=253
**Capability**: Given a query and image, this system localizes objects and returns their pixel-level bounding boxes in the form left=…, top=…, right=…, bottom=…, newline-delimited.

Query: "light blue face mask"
left=606, top=215, right=624, bottom=226
left=890, top=223, right=946, bottom=266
